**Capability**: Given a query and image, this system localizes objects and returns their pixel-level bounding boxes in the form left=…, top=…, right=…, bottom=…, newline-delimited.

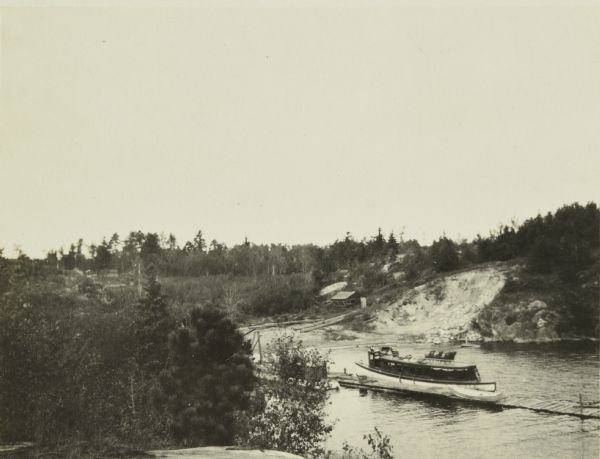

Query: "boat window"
left=422, top=366, right=477, bottom=382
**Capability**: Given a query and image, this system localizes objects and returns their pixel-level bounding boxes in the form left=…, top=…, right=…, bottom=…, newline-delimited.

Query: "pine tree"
left=134, top=264, right=173, bottom=373
left=387, top=231, right=399, bottom=258
left=94, top=239, right=112, bottom=270
left=159, top=305, right=255, bottom=445
left=372, top=228, right=386, bottom=258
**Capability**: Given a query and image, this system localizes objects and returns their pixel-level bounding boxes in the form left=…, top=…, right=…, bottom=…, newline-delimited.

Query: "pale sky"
left=1, top=1, right=599, bottom=258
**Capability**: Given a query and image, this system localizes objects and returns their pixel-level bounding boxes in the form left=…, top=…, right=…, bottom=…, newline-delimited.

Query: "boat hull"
left=354, top=363, right=504, bottom=403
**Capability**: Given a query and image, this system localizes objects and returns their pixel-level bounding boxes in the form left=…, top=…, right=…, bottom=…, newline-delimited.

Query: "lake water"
left=322, top=341, right=600, bottom=458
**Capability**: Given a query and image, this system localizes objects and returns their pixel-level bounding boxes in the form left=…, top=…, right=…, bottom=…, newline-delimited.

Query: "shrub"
left=0, top=288, right=137, bottom=443
left=504, top=314, right=517, bottom=326
left=240, top=335, right=333, bottom=457
left=335, top=427, right=394, bottom=459
left=242, top=276, right=316, bottom=317
left=0, top=271, right=175, bottom=447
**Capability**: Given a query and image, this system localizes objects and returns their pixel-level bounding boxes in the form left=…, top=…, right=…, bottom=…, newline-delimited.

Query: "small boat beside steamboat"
left=352, top=346, right=504, bottom=403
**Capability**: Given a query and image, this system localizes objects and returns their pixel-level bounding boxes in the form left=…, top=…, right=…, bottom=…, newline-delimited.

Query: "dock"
left=329, top=372, right=600, bottom=420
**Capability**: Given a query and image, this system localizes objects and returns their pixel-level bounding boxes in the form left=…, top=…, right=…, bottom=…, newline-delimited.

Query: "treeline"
left=382, top=202, right=598, bottom=280
left=399, top=202, right=599, bottom=279
left=474, top=202, right=599, bottom=277
left=3, top=201, right=598, bottom=289
left=41, top=229, right=402, bottom=277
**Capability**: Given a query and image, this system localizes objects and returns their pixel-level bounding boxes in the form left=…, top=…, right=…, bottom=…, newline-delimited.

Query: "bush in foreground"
left=333, top=427, right=394, bottom=459
left=239, top=334, right=333, bottom=458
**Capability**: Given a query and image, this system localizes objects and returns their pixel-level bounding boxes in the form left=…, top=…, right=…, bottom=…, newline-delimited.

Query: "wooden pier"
left=329, top=372, right=600, bottom=420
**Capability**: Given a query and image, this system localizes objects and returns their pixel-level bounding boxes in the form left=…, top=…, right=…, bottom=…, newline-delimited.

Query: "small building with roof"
left=330, top=290, right=360, bottom=308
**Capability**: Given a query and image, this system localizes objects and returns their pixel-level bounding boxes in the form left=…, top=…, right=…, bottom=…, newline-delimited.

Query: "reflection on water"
left=324, top=341, right=600, bottom=458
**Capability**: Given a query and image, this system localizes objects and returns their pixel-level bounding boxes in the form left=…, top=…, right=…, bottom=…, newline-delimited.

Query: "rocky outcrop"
left=485, top=299, right=561, bottom=342
left=149, top=446, right=303, bottom=458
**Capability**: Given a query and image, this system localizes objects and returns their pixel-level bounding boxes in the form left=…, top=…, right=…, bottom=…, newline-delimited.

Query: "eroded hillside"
left=371, top=266, right=508, bottom=341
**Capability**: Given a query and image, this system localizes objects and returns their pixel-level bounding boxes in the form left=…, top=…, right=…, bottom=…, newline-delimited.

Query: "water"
left=323, top=341, right=600, bottom=458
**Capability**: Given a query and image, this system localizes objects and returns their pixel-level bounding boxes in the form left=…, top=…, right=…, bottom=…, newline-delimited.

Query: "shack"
left=330, top=290, right=360, bottom=308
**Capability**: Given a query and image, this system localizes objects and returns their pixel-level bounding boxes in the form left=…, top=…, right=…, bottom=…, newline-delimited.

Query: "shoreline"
left=252, top=325, right=599, bottom=351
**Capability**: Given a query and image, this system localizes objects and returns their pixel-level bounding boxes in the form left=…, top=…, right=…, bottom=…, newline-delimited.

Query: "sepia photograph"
left=1, top=0, right=599, bottom=458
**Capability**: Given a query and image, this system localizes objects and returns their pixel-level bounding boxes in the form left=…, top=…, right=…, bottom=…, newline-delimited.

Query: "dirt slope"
left=371, top=267, right=507, bottom=342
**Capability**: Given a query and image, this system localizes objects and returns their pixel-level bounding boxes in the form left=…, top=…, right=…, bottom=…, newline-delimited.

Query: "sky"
left=1, top=1, right=599, bottom=258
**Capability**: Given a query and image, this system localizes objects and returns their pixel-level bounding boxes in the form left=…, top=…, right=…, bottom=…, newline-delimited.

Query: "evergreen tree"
left=94, top=240, right=112, bottom=270
left=387, top=231, right=399, bottom=258
left=429, top=237, right=459, bottom=272
left=134, top=264, right=172, bottom=373
left=61, top=244, right=77, bottom=270
left=0, top=246, right=9, bottom=302
left=159, top=305, right=254, bottom=445
left=123, top=232, right=141, bottom=255
left=342, top=232, right=356, bottom=266
left=45, top=250, right=59, bottom=272
left=374, top=227, right=385, bottom=251
left=140, top=233, right=162, bottom=261
left=492, top=226, right=518, bottom=261
left=528, top=235, right=555, bottom=273
left=75, top=238, right=86, bottom=268
left=404, top=246, right=425, bottom=280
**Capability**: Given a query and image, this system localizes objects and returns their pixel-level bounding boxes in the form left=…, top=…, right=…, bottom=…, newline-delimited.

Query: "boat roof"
left=379, top=355, right=477, bottom=369
left=369, top=347, right=477, bottom=370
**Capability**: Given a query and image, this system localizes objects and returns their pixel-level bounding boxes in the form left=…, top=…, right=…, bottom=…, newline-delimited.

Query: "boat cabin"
left=367, top=347, right=481, bottom=383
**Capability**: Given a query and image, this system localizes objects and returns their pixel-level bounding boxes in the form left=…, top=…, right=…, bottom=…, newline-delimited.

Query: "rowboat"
left=354, top=346, right=504, bottom=403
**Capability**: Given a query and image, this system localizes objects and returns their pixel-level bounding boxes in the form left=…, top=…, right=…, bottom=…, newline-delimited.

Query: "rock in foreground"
left=149, top=446, right=303, bottom=459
